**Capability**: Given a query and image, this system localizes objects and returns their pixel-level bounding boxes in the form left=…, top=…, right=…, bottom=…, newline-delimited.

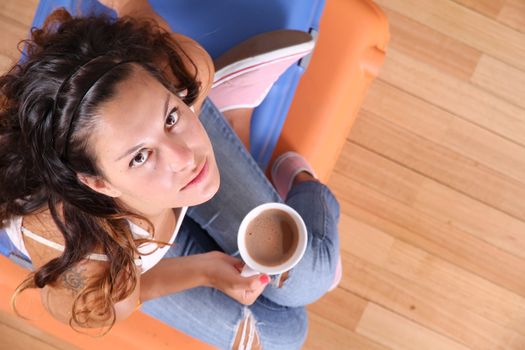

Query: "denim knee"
left=253, top=297, right=308, bottom=350
left=261, top=181, right=341, bottom=307
left=287, top=181, right=341, bottom=232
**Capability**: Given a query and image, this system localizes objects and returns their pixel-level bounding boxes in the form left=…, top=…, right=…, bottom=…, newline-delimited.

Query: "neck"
left=131, top=207, right=176, bottom=235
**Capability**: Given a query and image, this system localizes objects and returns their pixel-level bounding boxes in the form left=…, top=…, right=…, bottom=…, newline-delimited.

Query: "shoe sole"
left=271, top=151, right=317, bottom=199
left=213, top=30, right=315, bottom=86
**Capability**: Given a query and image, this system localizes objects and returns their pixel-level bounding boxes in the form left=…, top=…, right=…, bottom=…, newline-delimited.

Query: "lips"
left=181, top=159, right=208, bottom=190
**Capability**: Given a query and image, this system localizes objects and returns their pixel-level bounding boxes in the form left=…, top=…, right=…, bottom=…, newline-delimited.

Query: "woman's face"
left=88, top=66, right=220, bottom=216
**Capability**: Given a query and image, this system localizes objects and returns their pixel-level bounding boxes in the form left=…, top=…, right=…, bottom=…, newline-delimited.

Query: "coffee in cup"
left=245, top=209, right=299, bottom=266
left=238, top=203, right=307, bottom=277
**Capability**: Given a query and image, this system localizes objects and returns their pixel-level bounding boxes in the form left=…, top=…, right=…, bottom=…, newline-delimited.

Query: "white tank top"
left=3, top=206, right=187, bottom=274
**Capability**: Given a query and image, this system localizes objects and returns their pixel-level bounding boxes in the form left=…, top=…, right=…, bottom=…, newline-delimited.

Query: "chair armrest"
left=0, top=255, right=213, bottom=350
left=272, top=0, right=390, bottom=182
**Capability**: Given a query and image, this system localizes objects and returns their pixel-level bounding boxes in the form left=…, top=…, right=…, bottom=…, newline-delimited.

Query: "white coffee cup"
left=237, top=203, right=308, bottom=277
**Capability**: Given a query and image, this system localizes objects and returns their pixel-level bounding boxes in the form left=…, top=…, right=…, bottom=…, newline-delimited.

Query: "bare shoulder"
left=40, top=258, right=106, bottom=324
left=21, top=208, right=109, bottom=268
left=41, top=257, right=141, bottom=327
left=22, top=209, right=141, bottom=326
left=22, top=208, right=66, bottom=268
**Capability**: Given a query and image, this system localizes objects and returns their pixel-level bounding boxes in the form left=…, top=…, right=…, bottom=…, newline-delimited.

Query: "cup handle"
left=240, top=264, right=260, bottom=277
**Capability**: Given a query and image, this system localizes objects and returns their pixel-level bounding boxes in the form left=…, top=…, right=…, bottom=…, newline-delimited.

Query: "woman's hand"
left=202, top=251, right=269, bottom=305
left=97, top=0, right=148, bottom=15
left=97, top=0, right=128, bottom=11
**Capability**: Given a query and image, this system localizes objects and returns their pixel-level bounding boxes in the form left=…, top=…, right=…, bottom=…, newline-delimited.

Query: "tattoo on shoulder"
left=62, top=264, right=87, bottom=294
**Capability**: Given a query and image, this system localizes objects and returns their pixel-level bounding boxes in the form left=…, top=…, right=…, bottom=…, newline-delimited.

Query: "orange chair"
left=0, top=0, right=388, bottom=348
left=0, top=255, right=214, bottom=349
left=272, top=0, right=389, bottom=182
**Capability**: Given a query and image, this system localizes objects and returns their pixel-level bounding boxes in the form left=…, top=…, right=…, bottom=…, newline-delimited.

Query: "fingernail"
left=259, top=275, right=270, bottom=284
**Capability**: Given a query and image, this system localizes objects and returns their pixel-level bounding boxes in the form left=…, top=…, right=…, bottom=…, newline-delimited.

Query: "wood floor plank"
left=351, top=108, right=525, bottom=222
left=328, top=169, right=525, bottom=298
left=339, top=210, right=395, bottom=265
left=0, top=323, right=60, bottom=350
left=0, top=54, right=15, bottom=73
left=342, top=252, right=525, bottom=350
left=383, top=7, right=481, bottom=81
left=375, top=0, right=525, bottom=71
left=0, top=14, right=30, bottom=71
left=362, top=80, right=525, bottom=186
left=498, top=0, right=525, bottom=33
left=307, top=288, right=368, bottom=332
left=0, top=0, right=40, bottom=72
left=451, top=0, right=505, bottom=18
left=340, top=212, right=525, bottom=336
left=356, top=302, right=470, bottom=350
left=0, top=0, right=38, bottom=27
left=386, top=239, right=525, bottom=337
left=378, top=48, right=525, bottom=146
left=471, top=54, right=525, bottom=109
left=304, top=312, right=389, bottom=350
left=413, top=177, right=525, bottom=259
left=0, top=311, right=78, bottom=350
left=335, top=141, right=525, bottom=261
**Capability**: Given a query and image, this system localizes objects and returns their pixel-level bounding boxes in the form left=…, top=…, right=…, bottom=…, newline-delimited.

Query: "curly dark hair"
left=0, top=7, right=201, bottom=335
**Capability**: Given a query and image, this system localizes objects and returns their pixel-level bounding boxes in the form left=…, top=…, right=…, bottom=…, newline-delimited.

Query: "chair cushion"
left=30, top=0, right=326, bottom=170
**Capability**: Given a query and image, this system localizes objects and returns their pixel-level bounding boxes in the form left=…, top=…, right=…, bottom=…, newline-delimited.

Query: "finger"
left=241, top=293, right=256, bottom=305
left=242, top=284, right=267, bottom=305
left=232, top=274, right=263, bottom=291
left=246, top=274, right=270, bottom=291
left=233, top=262, right=245, bottom=272
left=220, top=252, right=242, bottom=263
left=239, top=289, right=257, bottom=305
left=221, top=254, right=245, bottom=268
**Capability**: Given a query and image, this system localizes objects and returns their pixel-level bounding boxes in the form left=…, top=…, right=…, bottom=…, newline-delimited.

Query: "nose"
left=163, top=140, right=195, bottom=173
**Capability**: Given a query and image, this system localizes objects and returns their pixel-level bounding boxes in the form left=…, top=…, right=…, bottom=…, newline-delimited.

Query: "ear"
left=77, top=173, right=122, bottom=198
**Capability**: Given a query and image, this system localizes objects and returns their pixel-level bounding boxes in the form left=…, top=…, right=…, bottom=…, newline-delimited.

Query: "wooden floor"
left=1, top=0, right=525, bottom=349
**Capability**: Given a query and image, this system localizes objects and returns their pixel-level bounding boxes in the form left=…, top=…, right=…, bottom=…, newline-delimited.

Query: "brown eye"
left=129, top=149, right=150, bottom=168
left=165, top=107, right=179, bottom=128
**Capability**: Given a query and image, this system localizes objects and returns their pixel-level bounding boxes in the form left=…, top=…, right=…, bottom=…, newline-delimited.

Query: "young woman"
left=0, top=1, right=341, bottom=349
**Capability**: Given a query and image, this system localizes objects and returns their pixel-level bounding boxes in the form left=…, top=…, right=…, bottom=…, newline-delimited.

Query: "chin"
left=198, top=175, right=221, bottom=204
left=182, top=174, right=220, bottom=207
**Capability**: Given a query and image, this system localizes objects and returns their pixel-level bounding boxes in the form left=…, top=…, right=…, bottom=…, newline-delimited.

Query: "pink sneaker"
left=328, top=256, right=343, bottom=292
left=209, top=30, right=315, bottom=112
left=271, top=151, right=318, bottom=200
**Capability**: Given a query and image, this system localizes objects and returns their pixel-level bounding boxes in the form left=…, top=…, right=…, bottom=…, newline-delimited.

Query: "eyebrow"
left=114, top=92, right=171, bottom=162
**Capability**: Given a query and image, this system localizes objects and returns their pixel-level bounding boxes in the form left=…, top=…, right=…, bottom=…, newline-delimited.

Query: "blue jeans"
left=2, top=99, right=341, bottom=350
left=141, top=99, right=341, bottom=349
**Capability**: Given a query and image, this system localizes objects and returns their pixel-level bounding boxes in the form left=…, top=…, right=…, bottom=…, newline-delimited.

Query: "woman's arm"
left=140, top=251, right=268, bottom=305
left=41, top=250, right=267, bottom=328
left=104, top=0, right=170, bottom=32
left=139, top=254, right=208, bottom=301
left=100, top=0, right=214, bottom=114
